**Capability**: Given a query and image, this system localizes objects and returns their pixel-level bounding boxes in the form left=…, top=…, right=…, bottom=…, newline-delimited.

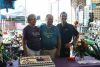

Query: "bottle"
left=67, top=45, right=75, bottom=61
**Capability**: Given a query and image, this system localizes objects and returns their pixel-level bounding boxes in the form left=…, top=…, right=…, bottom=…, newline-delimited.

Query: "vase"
left=79, top=56, right=84, bottom=61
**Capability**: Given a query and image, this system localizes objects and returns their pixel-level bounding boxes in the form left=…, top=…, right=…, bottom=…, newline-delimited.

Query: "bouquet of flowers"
left=74, top=39, right=89, bottom=59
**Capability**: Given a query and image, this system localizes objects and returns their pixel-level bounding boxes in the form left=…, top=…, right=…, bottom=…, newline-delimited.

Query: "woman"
left=22, top=14, right=41, bottom=56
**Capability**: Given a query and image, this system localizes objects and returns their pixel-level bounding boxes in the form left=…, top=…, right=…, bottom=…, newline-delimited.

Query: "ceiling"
left=71, top=0, right=86, bottom=8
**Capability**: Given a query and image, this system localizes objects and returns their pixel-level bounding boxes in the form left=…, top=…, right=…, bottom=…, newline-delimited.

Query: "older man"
left=40, top=14, right=61, bottom=58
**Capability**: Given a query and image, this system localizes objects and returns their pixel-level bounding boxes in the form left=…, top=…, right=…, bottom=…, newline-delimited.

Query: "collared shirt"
left=40, top=24, right=60, bottom=49
left=57, top=22, right=79, bottom=45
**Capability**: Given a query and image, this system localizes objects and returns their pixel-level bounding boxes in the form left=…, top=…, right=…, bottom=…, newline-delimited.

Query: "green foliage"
left=74, top=40, right=89, bottom=58
left=0, top=43, right=4, bottom=52
left=2, top=50, right=12, bottom=62
left=74, top=39, right=100, bottom=60
left=87, top=43, right=100, bottom=60
left=0, top=43, right=11, bottom=62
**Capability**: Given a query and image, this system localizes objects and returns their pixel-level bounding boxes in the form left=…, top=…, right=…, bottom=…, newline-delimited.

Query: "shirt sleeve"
left=23, top=28, right=27, bottom=40
left=72, top=25, right=79, bottom=36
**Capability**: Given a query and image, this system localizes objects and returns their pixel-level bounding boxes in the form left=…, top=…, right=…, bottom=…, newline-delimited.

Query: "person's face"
left=46, top=16, right=53, bottom=25
left=29, top=17, right=36, bottom=26
left=60, top=14, right=67, bottom=23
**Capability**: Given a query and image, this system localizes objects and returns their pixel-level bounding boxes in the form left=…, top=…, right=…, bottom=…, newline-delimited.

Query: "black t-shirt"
left=57, top=23, right=79, bottom=45
left=23, top=25, right=41, bottom=51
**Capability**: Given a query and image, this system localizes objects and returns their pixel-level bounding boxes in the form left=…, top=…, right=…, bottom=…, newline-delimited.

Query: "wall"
left=92, top=0, right=100, bottom=20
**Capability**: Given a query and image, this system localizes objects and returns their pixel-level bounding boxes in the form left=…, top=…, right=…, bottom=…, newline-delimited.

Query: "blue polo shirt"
left=40, top=24, right=60, bottom=49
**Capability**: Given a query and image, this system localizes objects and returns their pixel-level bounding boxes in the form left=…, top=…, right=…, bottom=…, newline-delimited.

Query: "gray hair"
left=46, top=14, right=53, bottom=20
left=27, top=14, right=36, bottom=22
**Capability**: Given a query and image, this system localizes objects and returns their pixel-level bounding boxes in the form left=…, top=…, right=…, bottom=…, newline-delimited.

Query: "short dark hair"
left=60, top=12, right=67, bottom=17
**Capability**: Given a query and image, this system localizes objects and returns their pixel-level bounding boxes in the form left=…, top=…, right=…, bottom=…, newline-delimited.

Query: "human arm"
left=22, top=28, right=28, bottom=56
left=72, top=26, right=79, bottom=46
left=65, top=25, right=79, bottom=48
left=56, top=34, right=61, bottom=57
left=22, top=36, right=28, bottom=56
left=55, top=26, right=61, bottom=57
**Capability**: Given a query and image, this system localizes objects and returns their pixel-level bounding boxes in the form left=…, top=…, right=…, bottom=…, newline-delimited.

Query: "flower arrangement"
left=84, top=39, right=100, bottom=60
left=74, top=39, right=89, bottom=59
left=74, top=34, right=100, bottom=60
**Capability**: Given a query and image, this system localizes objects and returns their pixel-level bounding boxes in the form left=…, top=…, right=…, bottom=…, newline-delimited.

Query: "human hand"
left=65, top=43, right=72, bottom=48
left=56, top=50, right=60, bottom=57
left=23, top=51, right=28, bottom=56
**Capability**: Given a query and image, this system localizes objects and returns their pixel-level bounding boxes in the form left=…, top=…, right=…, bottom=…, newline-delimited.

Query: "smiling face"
left=46, top=14, right=53, bottom=26
left=29, top=17, right=36, bottom=26
left=60, top=12, right=67, bottom=23
left=27, top=14, right=36, bottom=26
